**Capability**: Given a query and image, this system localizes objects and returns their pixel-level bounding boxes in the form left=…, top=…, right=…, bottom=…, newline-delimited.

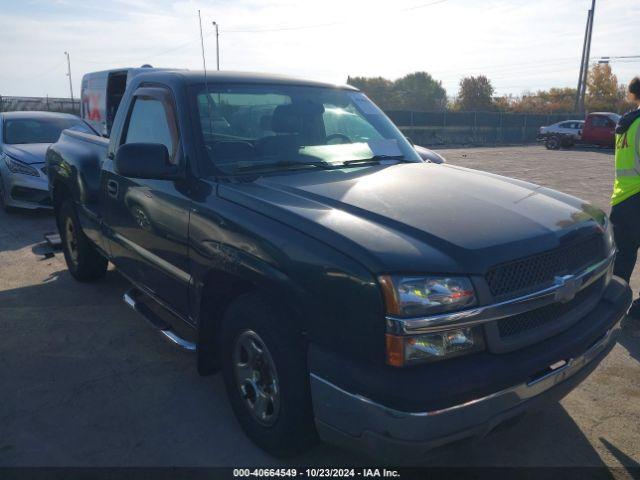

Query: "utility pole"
left=575, top=0, right=596, bottom=115
left=64, top=51, right=74, bottom=110
left=212, top=21, right=220, bottom=70
left=575, top=9, right=591, bottom=112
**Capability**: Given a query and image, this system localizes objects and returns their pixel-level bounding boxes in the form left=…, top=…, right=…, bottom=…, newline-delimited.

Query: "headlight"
left=603, top=217, right=615, bottom=286
left=386, top=326, right=485, bottom=366
left=604, top=216, right=614, bottom=251
left=379, top=275, right=477, bottom=317
left=3, top=154, right=39, bottom=176
left=380, top=275, right=482, bottom=366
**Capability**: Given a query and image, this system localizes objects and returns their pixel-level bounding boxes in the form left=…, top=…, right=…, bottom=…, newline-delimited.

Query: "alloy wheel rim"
left=65, top=217, right=79, bottom=264
left=233, top=330, right=280, bottom=426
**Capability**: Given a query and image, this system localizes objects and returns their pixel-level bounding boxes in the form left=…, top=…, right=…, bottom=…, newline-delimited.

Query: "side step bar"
left=123, top=288, right=196, bottom=352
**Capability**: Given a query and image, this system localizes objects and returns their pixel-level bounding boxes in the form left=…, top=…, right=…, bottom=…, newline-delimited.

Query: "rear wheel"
left=220, top=293, right=317, bottom=457
left=57, top=199, right=108, bottom=281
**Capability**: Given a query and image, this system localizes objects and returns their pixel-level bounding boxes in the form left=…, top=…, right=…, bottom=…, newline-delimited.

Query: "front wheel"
left=545, top=135, right=561, bottom=150
left=57, top=199, right=108, bottom=281
left=220, top=293, right=317, bottom=457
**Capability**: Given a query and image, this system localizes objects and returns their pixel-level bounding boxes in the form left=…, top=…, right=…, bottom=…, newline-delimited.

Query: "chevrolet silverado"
left=46, top=70, right=631, bottom=460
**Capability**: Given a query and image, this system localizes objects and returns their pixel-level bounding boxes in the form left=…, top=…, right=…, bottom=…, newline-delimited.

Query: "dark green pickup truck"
left=46, top=70, right=631, bottom=461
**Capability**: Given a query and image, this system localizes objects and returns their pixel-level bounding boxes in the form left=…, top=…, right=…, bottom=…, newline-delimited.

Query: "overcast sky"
left=0, top=0, right=638, bottom=99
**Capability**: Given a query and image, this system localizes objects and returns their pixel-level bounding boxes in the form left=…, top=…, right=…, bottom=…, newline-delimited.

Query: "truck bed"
left=46, top=129, right=110, bottom=247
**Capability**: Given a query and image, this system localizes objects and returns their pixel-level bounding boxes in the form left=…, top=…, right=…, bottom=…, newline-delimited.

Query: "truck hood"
left=3, top=143, right=49, bottom=165
left=218, top=163, right=606, bottom=274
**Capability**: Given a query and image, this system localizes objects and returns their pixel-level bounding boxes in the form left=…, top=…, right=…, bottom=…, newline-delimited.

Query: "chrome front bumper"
left=310, top=280, right=629, bottom=461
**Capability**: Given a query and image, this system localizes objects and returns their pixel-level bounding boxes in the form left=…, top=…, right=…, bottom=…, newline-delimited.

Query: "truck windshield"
left=194, top=84, right=421, bottom=174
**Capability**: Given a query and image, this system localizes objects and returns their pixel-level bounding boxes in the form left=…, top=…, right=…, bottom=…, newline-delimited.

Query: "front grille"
left=486, top=235, right=605, bottom=298
left=497, top=279, right=602, bottom=338
left=10, top=186, right=50, bottom=204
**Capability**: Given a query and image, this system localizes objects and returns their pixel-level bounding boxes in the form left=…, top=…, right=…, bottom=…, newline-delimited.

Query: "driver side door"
left=103, top=86, right=192, bottom=317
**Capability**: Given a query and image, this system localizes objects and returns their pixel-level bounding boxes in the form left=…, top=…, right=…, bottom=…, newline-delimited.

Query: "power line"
left=595, top=55, right=640, bottom=60
left=74, top=30, right=217, bottom=67
left=11, top=59, right=66, bottom=82
left=224, top=0, right=449, bottom=33
left=432, top=58, right=577, bottom=81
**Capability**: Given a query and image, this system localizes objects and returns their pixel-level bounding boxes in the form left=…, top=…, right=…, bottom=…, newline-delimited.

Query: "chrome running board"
left=123, top=288, right=196, bottom=352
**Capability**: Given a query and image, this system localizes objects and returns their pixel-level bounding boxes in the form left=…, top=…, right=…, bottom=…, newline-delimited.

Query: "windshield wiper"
left=233, top=160, right=332, bottom=173
left=342, top=154, right=409, bottom=166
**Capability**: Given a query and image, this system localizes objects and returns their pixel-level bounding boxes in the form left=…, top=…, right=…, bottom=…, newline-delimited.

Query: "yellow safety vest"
left=611, top=117, right=640, bottom=206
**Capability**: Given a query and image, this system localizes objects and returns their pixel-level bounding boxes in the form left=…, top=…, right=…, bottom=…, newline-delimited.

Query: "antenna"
left=198, top=10, right=214, bottom=136
left=212, top=21, right=220, bottom=70
left=198, top=10, right=208, bottom=86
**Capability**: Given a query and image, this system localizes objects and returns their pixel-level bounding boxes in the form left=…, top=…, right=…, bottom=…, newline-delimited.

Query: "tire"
left=546, top=135, right=561, bottom=150
left=220, top=293, right=317, bottom=457
left=57, top=199, right=108, bottom=281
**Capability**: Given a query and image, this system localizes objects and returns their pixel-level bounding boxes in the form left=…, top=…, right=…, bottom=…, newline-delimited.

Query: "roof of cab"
left=134, top=70, right=358, bottom=91
left=0, top=111, right=79, bottom=120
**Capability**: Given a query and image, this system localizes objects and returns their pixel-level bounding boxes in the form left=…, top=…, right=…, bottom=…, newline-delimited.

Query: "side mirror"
left=114, top=143, right=179, bottom=180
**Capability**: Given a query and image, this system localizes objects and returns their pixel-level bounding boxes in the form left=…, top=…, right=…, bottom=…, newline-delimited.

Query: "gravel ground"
left=0, top=145, right=638, bottom=470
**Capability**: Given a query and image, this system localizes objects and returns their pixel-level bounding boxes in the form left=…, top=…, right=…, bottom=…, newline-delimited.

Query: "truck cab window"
left=124, top=97, right=179, bottom=164
left=591, top=116, right=608, bottom=128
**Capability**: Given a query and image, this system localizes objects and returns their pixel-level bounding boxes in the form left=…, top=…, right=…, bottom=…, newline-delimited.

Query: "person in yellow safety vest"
left=610, top=76, right=640, bottom=317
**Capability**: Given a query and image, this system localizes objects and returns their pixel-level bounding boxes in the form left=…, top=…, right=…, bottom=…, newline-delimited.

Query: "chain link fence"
left=0, top=96, right=80, bottom=115
left=388, top=110, right=578, bottom=146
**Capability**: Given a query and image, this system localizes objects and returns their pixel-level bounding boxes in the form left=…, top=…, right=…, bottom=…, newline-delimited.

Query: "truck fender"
left=193, top=242, right=311, bottom=375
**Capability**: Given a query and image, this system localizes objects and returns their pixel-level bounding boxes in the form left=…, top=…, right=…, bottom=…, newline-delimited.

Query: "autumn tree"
left=616, top=83, right=637, bottom=113
left=455, top=76, right=495, bottom=111
left=504, top=87, right=577, bottom=113
left=586, top=64, right=621, bottom=112
left=493, top=94, right=516, bottom=112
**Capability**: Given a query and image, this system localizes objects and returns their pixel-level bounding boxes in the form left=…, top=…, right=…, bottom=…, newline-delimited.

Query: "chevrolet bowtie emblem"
left=554, top=275, right=580, bottom=303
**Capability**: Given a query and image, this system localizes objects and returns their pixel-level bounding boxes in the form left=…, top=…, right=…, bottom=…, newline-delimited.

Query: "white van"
left=80, top=66, right=177, bottom=137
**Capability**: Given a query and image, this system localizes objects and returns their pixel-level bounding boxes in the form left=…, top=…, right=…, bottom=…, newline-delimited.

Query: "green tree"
left=392, top=72, right=447, bottom=111
left=347, top=72, right=446, bottom=111
left=346, top=76, right=396, bottom=111
left=455, top=76, right=495, bottom=111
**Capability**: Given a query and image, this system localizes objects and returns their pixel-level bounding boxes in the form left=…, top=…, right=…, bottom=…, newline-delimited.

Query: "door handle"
left=107, top=179, right=119, bottom=198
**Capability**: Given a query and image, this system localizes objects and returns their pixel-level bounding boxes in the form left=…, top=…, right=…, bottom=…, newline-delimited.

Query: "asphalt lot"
left=1, top=145, right=639, bottom=468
